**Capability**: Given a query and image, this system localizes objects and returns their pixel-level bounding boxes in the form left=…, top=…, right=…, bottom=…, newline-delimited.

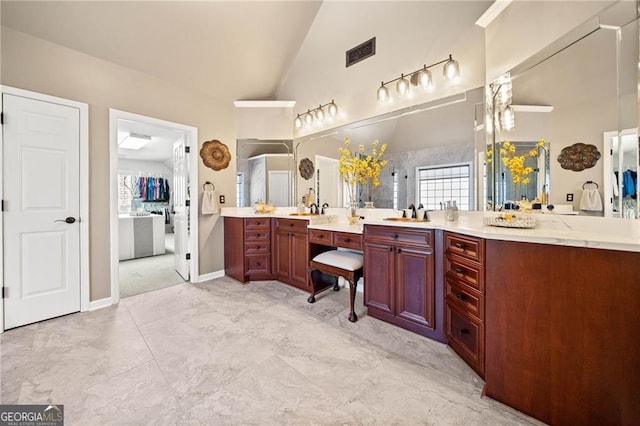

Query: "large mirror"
left=293, top=88, right=484, bottom=211
left=485, top=4, right=639, bottom=218
left=236, top=139, right=295, bottom=208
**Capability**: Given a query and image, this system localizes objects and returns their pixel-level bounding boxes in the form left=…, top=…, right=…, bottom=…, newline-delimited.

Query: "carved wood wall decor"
left=298, top=158, right=315, bottom=180
left=200, top=139, right=231, bottom=171
left=557, top=143, right=601, bottom=171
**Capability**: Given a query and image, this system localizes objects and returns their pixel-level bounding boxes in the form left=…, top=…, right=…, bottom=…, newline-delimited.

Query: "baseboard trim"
left=89, top=297, right=113, bottom=311
left=197, top=270, right=225, bottom=282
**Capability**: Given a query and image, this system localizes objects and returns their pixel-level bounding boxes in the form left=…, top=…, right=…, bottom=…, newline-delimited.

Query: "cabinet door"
left=274, top=230, right=291, bottom=280
left=363, top=242, right=394, bottom=315
left=290, top=232, right=309, bottom=289
left=395, top=245, right=435, bottom=330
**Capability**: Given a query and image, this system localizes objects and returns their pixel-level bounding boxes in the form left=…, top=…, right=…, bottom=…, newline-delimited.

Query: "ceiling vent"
left=346, top=37, right=376, bottom=68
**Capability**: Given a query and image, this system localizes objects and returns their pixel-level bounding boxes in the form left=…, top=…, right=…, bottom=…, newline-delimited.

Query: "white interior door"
left=3, top=93, right=81, bottom=329
left=316, top=156, right=341, bottom=207
left=268, top=171, right=290, bottom=207
left=173, top=137, right=189, bottom=280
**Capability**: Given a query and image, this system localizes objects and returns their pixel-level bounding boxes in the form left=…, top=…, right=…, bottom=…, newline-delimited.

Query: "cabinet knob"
left=455, top=268, right=465, bottom=275
left=393, top=234, right=398, bottom=239
left=318, top=235, right=324, bottom=238
left=459, top=328, right=470, bottom=335
left=456, top=293, right=468, bottom=301
left=387, top=247, right=393, bottom=252
left=344, top=238, right=350, bottom=243
left=454, top=242, right=465, bottom=249
left=397, top=248, right=402, bottom=254
left=255, top=234, right=260, bottom=238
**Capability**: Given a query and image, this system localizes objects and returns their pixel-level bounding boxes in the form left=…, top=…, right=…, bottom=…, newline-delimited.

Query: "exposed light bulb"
left=396, top=74, right=410, bottom=96
left=502, top=105, right=515, bottom=131
left=443, top=55, right=460, bottom=81
left=294, top=115, right=302, bottom=129
left=328, top=101, right=338, bottom=117
left=377, top=83, right=389, bottom=102
left=315, top=105, right=325, bottom=121
left=304, top=111, right=313, bottom=126
left=417, top=67, right=433, bottom=90
left=485, top=111, right=493, bottom=134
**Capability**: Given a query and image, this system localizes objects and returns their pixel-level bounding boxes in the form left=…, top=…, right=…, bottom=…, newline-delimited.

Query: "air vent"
left=346, top=37, right=376, bottom=68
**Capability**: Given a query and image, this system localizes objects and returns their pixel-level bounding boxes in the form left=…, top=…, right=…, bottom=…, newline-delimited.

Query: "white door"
left=3, top=93, right=81, bottom=329
left=173, top=137, right=189, bottom=280
left=316, top=156, right=342, bottom=207
left=268, top=171, right=290, bottom=207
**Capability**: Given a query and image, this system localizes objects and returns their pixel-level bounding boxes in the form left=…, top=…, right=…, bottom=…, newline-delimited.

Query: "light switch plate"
left=566, top=193, right=573, bottom=202
left=219, top=195, right=225, bottom=204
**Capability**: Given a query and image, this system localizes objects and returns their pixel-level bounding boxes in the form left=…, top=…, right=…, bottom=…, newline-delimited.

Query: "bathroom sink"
left=383, top=217, right=429, bottom=222
left=289, top=213, right=318, bottom=216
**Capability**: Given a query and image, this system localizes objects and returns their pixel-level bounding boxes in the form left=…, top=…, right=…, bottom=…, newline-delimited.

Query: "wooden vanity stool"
left=308, top=249, right=363, bottom=322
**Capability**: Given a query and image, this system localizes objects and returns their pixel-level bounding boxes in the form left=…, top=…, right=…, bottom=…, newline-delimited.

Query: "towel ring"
left=203, top=181, right=215, bottom=191
left=582, top=181, right=599, bottom=189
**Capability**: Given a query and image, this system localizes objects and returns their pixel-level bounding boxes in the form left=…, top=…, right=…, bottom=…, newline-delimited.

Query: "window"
left=417, top=163, right=471, bottom=210
left=392, top=172, right=399, bottom=209
left=236, top=173, right=244, bottom=207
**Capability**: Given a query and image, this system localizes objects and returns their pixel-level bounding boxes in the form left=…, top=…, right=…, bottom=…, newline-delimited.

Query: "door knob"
left=55, top=217, right=76, bottom=224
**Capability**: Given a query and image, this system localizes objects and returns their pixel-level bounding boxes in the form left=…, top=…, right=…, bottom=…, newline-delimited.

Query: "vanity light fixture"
left=377, top=54, right=460, bottom=103
left=294, top=100, right=338, bottom=128
left=486, top=73, right=515, bottom=133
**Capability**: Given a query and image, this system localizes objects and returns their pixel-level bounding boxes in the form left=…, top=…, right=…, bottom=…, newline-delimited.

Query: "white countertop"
left=221, top=207, right=640, bottom=253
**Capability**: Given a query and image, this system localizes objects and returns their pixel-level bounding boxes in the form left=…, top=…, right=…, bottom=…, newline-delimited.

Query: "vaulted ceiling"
left=1, top=1, right=492, bottom=107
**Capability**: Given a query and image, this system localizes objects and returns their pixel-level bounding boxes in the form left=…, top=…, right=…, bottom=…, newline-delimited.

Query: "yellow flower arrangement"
left=338, top=138, right=387, bottom=209
left=499, top=139, right=546, bottom=198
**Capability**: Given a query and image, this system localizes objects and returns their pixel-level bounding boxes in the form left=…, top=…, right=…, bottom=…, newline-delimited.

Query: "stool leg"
left=348, top=279, right=358, bottom=322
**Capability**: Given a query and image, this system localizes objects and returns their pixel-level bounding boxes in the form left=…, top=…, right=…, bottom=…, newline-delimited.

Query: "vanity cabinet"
left=274, top=218, right=310, bottom=291
left=485, top=240, right=640, bottom=425
left=224, top=217, right=273, bottom=283
left=444, top=232, right=485, bottom=377
left=363, top=225, right=444, bottom=342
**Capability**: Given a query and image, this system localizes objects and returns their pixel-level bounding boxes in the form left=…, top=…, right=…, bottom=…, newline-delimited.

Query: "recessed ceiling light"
left=119, top=132, right=152, bottom=150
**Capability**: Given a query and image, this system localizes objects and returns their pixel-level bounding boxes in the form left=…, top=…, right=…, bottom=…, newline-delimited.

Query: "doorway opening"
left=109, top=110, right=198, bottom=303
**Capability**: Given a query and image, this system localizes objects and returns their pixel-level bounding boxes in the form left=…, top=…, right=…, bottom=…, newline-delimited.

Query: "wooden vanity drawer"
left=445, top=232, right=484, bottom=264
left=245, top=255, right=271, bottom=275
left=446, top=278, right=483, bottom=321
left=245, top=229, right=270, bottom=241
left=445, top=254, right=484, bottom=292
left=365, top=225, right=433, bottom=247
left=333, top=232, right=363, bottom=251
left=446, top=304, right=484, bottom=376
left=308, top=229, right=332, bottom=245
left=275, top=218, right=308, bottom=234
left=244, top=217, right=270, bottom=229
left=245, top=241, right=270, bottom=254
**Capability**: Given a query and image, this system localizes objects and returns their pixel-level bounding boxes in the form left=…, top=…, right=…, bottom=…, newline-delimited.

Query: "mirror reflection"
left=486, top=13, right=639, bottom=218
left=235, top=139, right=294, bottom=208
left=294, top=88, right=484, bottom=211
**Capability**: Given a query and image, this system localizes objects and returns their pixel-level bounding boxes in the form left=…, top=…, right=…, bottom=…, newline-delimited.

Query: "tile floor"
left=0, top=278, right=543, bottom=425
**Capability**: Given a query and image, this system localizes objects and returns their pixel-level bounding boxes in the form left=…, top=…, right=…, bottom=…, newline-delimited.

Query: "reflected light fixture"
left=119, top=132, right=152, bottom=150
left=294, top=99, right=339, bottom=128
left=487, top=73, right=515, bottom=133
left=377, top=54, right=461, bottom=103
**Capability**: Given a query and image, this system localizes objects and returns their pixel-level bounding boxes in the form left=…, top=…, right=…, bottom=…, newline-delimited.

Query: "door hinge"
left=186, top=253, right=191, bottom=260
left=1, top=199, right=4, bottom=212
left=611, top=149, right=613, bottom=155
left=0, top=112, right=4, bottom=125
left=185, top=200, right=190, bottom=207
left=185, top=146, right=190, bottom=154
left=2, top=287, right=7, bottom=299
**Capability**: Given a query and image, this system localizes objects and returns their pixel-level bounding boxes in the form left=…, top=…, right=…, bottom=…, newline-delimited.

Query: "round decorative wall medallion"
left=557, top=143, right=601, bottom=171
left=200, top=139, right=231, bottom=171
left=299, top=157, right=315, bottom=180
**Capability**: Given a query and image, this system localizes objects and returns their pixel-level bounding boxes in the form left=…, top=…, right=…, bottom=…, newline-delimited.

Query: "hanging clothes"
left=622, top=169, right=637, bottom=198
